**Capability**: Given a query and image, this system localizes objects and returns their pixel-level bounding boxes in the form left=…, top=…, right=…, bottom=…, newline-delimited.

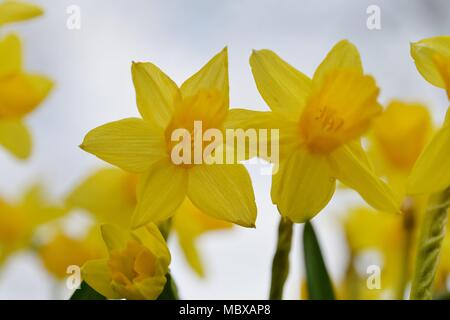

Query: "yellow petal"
left=410, top=36, right=450, bottom=88
left=82, top=259, right=119, bottom=299
left=135, top=223, right=171, bottom=265
left=187, top=164, right=256, bottom=228
left=0, top=118, right=31, bottom=159
left=0, top=1, right=43, bottom=25
left=300, top=70, right=381, bottom=154
left=132, top=159, right=188, bottom=228
left=134, top=276, right=167, bottom=300
left=0, top=73, right=53, bottom=118
left=328, top=145, right=400, bottom=213
left=407, top=122, right=450, bottom=194
left=80, top=118, right=167, bottom=173
left=250, top=49, right=312, bottom=118
left=313, top=40, right=363, bottom=85
left=66, top=168, right=136, bottom=227
left=0, top=34, right=21, bottom=76
left=177, top=234, right=204, bottom=276
left=131, top=62, right=181, bottom=129
left=271, top=147, right=336, bottom=222
left=100, top=224, right=130, bottom=252
left=181, top=48, right=229, bottom=105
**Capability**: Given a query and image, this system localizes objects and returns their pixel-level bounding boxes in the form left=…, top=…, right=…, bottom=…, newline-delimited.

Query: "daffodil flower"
left=238, top=40, right=399, bottom=222
left=371, top=100, right=432, bottom=195
left=38, top=227, right=107, bottom=280
left=0, top=33, right=53, bottom=159
left=0, top=185, right=65, bottom=263
left=67, top=167, right=232, bottom=276
left=410, top=36, right=450, bottom=99
left=0, top=0, right=43, bottom=25
left=81, top=49, right=257, bottom=228
left=82, top=224, right=171, bottom=300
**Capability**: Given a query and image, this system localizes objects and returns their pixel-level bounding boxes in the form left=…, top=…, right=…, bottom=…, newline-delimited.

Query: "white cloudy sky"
left=0, top=0, right=449, bottom=299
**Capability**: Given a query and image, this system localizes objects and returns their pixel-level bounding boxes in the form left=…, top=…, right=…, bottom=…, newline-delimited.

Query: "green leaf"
left=70, top=281, right=106, bottom=300
left=157, top=273, right=179, bottom=300
left=303, top=220, right=335, bottom=300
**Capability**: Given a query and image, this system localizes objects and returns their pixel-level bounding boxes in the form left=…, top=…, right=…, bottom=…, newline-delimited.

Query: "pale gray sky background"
left=0, top=0, right=449, bottom=299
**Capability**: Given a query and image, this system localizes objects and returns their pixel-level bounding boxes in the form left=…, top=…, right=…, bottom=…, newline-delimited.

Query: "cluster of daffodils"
left=1, top=1, right=450, bottom=301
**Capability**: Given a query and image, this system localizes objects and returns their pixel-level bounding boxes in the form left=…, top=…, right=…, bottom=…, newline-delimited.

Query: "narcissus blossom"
left=81, top=49, right=257, bottom=228
left=370, top=100, right=432, bottom=195
left=82, top=224, right=170, bottom=300
left=0, top=33, right=53, bottom=159
left=67, top=168, right=232, bottom=276
left=236, top=40, right=399, bottom=222
left=0, top=186, right=65, bottom=263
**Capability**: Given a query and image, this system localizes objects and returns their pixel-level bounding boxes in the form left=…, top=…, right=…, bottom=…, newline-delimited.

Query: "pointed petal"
left=0, top=119, right=31, bottom=159
left=135, top=224, right=171, bottom=264
left=131, top=62, right=180, bottom=128
left=408, top=123, right=450, bottom=194
left=410, top=36, right=450, bottom=88
left=187, top=164, right=256, bottom=228
left=81, top=259, right=119, bottom=299
left=181, top=48, right=229, bottom=105
left=100, top=224, right=129, bottom=252
left=271, top=148, right=336, bottom=222
left=80, top=118, right=167, bottom=173
left=131, top=160, right=188, bottom=228
left=0, top=34, right=21, bottom=76
left=313, top=40, right=363, bottom=85
left=328, top=145, right=400, bottom=213
left=250, top=49, right=312, bottom=118
left=0, top=1, right=43, bottom=25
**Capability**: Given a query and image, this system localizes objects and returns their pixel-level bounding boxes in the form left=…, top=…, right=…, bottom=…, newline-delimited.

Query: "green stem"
left=410, top=187, right=450, bottom=300
left=269, top=217, right=293, bottom=300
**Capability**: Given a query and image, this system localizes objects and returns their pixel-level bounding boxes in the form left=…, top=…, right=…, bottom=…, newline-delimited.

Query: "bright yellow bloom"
left=67, top=167, right=232, bottom=276
left=371, top=100, right=432, bottom=195
left=0, top=0, right=42, bottom=25
left=82, top=224, right=170, bottom=300
left=0, top=185, right=65, bottom=262
left=80, top=49, right=256, bottom=228
left=0, top=33, right=53, bottom=159
left=38, top=227, right=107, bottom=279
left=410, top=36, right=450, bottom=99
left=240, top=40, right=398, bottom=222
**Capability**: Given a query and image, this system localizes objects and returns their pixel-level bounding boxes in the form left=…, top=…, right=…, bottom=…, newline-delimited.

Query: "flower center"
left=164, top=90, right=227, bottom=167
left=299, top=70, right=381, bottom=154
left=108, top=240, right=157, bottom=287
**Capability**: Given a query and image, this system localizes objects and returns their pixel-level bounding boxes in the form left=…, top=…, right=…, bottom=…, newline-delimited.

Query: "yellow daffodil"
left=0, top=0, right=42, bottom=25
left=67, top=167, right=232, bottom=276
left=38, top=227, right=107, bottom=279
left=411, top=36, right=450, bottom=99
left=82, top=223, right=170, bottom=300
left=80, top=48, right=256, bottom=229
left=0, top=185, right=65, bottom=262
left=371, top=100, right=432, bottom=195
left=238, top=40, right=398, bottom=222
left=0, top=33, right=53, bottom=159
